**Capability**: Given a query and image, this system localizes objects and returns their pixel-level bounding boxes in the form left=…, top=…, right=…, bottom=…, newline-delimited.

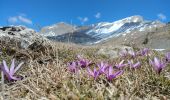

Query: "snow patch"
left=154, top=49, right=165, bottom=51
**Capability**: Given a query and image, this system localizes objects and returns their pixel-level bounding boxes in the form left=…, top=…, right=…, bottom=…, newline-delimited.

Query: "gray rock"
left=0, top=26, right=49, bottom=49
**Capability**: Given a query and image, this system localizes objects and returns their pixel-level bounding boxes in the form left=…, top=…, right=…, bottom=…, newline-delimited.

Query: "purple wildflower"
left=105, top=66, right=123, bottom=81
left=97, top=62, right=108, bottom=74
left=115, top=60, right=127, bottom=69
left=77, top=55, right=91, bottom=68
left=0, top=59, right=24, bottom=81
left=137, top=48, right=149, bottom=56
left=165, top=52, right=170, bottom=63
left=150, top=57, right=166, bottom=74
left=128, top=60, right=141, bottom=69
left=128, top=50, right=136, bottom=58
left=67, top=61, right=78, bottom=73
left=87, top=67, right=99, bottom=80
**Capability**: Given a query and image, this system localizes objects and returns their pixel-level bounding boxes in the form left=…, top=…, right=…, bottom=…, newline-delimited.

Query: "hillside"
left=100, top=23, right=170, bottom=50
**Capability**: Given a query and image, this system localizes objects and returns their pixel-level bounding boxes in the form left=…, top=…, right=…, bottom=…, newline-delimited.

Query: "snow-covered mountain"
left=40, top=22, right=76, bottom=36
left=40, top=15, right=165, bottom=44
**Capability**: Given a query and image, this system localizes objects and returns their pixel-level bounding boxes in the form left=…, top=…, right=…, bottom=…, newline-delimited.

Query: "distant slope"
left=100, top=23, right=170, bottom=50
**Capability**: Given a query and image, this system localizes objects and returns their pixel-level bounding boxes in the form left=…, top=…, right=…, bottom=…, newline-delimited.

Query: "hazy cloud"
left=18, top=16, right=32, bottom=24
left=78, top=17, right=89, bottom=24
left=8, top=17, right=18, bottom=23
left=157, top=13, right=166, bottom=21
left=8, top=14, right=32, bottom=24
left=95, top=12, right=101, bottom=19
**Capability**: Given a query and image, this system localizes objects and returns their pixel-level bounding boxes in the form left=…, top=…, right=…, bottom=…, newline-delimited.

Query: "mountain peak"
left=55, top=22, right=71, bottom=26
left=122, top=15, right=143, bottom=23
left=40, top=22, right=75, bottom=36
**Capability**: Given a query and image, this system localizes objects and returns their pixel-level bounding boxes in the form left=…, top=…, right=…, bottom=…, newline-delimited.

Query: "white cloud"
left=8, top=14, right=32, bottom=25
left=8, top=17, right=18, bottom=23
left=157, top=13, right=166, bottom=21
left=18, top=16, right=32, bottom=24
left=95, top=12, right=101, bottom=19
left=78, top=17, right=89, bottom=24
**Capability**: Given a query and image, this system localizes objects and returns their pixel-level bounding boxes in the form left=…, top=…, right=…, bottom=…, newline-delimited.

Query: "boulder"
left=0, top=26, right=49, bottom=49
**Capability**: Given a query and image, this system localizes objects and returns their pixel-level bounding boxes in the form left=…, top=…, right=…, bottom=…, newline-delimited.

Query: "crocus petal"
left=2, top=60, right=10, bottom=73
left=113, top=70, right=124, bottom=77
left=67, top=62, right=78, bottom=73
left=93, top=67, right=97, bottom=72
left=87, top=67, right=94, bottom=76
left=138, top=48, right=149, bottom=56
left=98, top=62, right=108, bottom=74
left=150, top=57, right=166, bottom=74
left=87, top=67, right=99, bottom=80
left=94, top=68, right=99, bottom=79
left=107, top=70, right=124, bottom=81
left=115, top=60, right=127, bottom=68
left=0, top=64, right=11, bottom=80
left=128, top=60, right=141, bottom=69
left=150, top=58, right=159, bottom=72
left=1, top=61, right=12, bottom=80
left=1, top=60, right=24, bottom=81
left=119, top=64, right=127, bottom=68
left=69, top=61, right=76, bottom=66
left=98, top=62, right=104, bottom=67
left=78, top=59, right=91, bottom=68
left=149, top=59, right=154, bottom=67
left=99, top=66, right=107, bottom=74
left=10, top=76, right=21, bottom=81
left=154, top=57, right=161, bottom=68
left=10, top=59, right=15, bottom=75
left=108, top=66, right=113, bottom=76
left=133, top=62, right=141, bottom=68
left=128, top=50, right=136, bottom=57
left=128, top=60, right=132, bottom=66
left=165, top=52, right=170, bottom=62
left=14, top=62, right=24, bottom=73
left=143, top=48, right=149, bottom=55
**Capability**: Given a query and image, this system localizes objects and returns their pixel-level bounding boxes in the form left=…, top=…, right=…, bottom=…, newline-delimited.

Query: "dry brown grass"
left=0, top=41, right=170, bottom=100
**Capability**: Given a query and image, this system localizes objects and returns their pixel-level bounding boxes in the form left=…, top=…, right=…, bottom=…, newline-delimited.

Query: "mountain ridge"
left=40, top=15, right=165, bottom=45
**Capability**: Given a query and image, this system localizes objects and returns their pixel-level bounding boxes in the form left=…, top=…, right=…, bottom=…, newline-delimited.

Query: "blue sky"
left=0, top=0, right=169, bottom=30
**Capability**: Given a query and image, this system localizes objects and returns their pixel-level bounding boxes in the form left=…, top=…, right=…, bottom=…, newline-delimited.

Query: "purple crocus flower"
left=0, top=59, right=24, bottom=81
left=67, top=61, right=78, bottom=73
left=105, top=66, right=123, bottom=81
left=128, top=60, right=141, bottom=69
left=77, top=55, right=91, bottom=68
left=87, top=67, right=99, bottom=80
left=165, top=52, right=170, bottom=63
left=150, top=57, right=166, bottom=74
left=128, top=50, right=136, bottom=58
left=137, top=48, right=149, bottom=56
left=115, top=60, right=127, bottom=69
left=97, top=62, right=108, bottom=74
